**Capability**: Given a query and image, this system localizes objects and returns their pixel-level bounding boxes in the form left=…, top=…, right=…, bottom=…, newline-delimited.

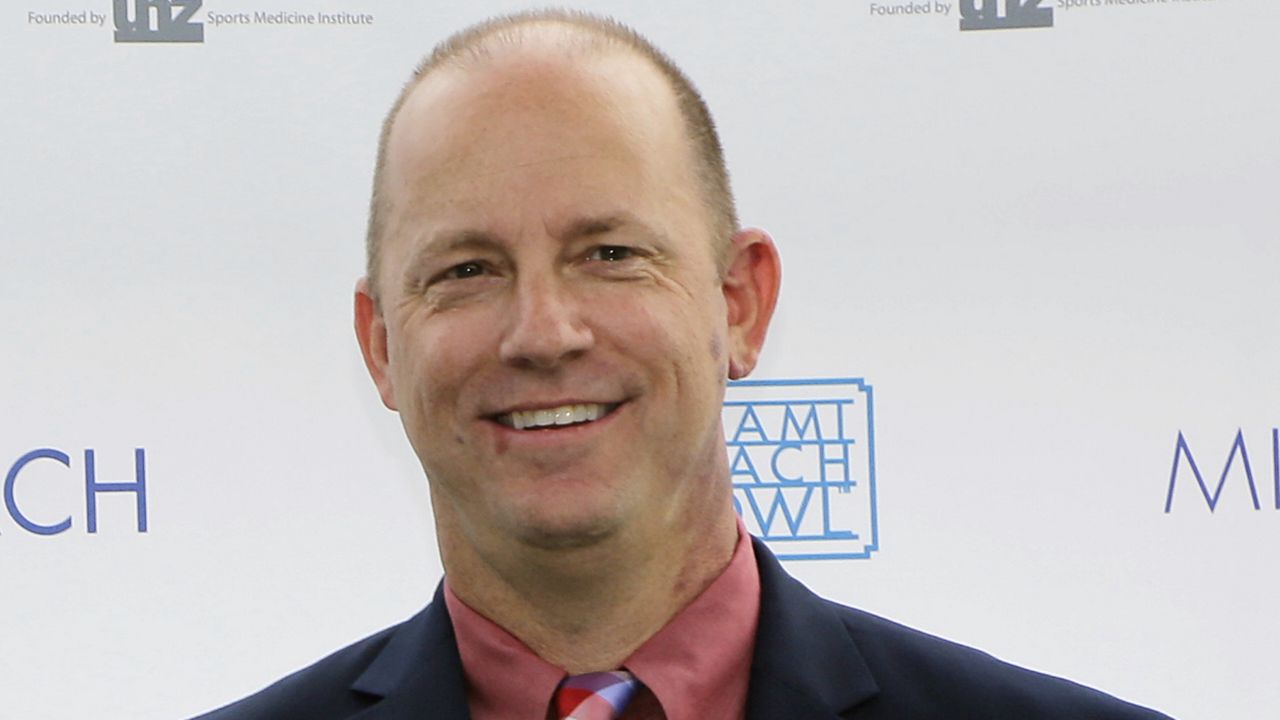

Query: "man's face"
left=357, top=50, right=770, bottom=554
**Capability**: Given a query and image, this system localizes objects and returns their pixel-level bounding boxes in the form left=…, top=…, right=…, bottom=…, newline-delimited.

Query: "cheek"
left=605, top=297, right=720, bottom=387
left=388, top=318, right=486, bottom=412
left=599, top=298, right=697, bottom=364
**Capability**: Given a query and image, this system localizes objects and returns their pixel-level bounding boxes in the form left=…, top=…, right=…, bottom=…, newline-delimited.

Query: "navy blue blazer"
left=195, top=538, right=1173, bottom=719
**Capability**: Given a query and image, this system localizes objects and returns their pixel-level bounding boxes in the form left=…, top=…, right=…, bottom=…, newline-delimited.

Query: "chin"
left=509, top=509, right=623, bottom=551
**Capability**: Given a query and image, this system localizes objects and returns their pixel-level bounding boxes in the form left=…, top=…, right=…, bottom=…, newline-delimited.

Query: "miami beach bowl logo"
left=724, top=378, right=878, bottom=560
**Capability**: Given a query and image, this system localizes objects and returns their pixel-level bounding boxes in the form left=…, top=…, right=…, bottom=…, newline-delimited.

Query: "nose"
left=498, top=271, right=594, bottom=369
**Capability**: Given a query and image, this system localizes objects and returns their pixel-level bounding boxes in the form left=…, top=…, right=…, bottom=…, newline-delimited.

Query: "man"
left=197, top=10, right=1172, bottom=720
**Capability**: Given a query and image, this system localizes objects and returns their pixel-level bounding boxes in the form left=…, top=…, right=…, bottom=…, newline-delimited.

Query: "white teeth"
left=502, top=403, right=612, bottom=430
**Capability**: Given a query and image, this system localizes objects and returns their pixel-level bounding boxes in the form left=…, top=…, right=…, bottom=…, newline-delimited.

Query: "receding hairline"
left=416, top=11, right=651, bottom=73
left=364, top=10, right=738, bottom=299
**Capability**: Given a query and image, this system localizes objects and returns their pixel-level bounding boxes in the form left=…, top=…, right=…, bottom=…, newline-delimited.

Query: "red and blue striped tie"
left=553, top=670, right=641, bottom=720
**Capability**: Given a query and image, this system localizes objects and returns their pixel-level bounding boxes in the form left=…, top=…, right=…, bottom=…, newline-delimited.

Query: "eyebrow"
left=557, top=211, right=671, bottom=247
left=418, top=228, right=503, bottom=257
left=561, top=214, right=622, bottom=239
left=399, top=229, right=500, bottom=286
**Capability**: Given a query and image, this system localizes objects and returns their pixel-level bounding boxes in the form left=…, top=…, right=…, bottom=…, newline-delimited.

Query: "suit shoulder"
left=823, top=600, right=1172, bottom=719
left=190, top=619, right=405, bottom=720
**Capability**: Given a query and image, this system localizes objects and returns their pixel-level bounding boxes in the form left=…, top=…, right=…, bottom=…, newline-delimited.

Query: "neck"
left=438, top=499, right=739, bottom=674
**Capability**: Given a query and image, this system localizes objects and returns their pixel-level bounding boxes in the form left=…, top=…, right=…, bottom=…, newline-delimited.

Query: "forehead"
left=382, top=44, right=698, bottom=225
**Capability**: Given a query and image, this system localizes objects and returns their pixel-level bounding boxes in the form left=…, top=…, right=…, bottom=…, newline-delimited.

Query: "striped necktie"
left=553, top=670, right=641, bottom=720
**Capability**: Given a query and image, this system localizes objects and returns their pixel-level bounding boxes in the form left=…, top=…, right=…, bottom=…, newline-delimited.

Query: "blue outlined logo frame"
left=724, top=378, right=879, bottom=560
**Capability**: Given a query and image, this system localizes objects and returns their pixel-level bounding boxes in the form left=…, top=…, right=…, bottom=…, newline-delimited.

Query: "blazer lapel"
left=349, top=584, right=471, bottom=720
left=745, top=538, right=879, bottom=720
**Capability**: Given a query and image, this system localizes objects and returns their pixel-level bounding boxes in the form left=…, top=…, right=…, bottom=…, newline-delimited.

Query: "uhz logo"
left=113, top=0, right=203, bottom=43
left=959, top=0, right=1053, bottom=30
left=723, top=378, right=878, bottom=560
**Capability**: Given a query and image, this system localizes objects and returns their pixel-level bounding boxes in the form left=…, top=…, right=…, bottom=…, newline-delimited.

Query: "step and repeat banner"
left=4, top=1, right=1275, bottom=718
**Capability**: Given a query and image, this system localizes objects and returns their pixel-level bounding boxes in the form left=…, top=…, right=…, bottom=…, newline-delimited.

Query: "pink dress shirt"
left=444, top=521, right=762, bottom=720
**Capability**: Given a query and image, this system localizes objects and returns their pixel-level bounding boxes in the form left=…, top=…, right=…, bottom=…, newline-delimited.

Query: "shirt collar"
left=445, top=519, right=761, bottom=720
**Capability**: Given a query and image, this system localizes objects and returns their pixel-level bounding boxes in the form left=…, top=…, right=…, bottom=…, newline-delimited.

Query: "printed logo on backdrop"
left=867, top=0, right=1053, bottom=28
left=724, top=379, right=878, bottom=560
left=2, top=449, right=148, bottom=535
left=24, top=2, right=376, bottom=37
left=866, top=0, right=1222, bottom=31
left=113, top=0, right=202, bottom=42
left=1165, top=429, right=1280, bottom=514
left=960, top=0, right=1053, bottom=30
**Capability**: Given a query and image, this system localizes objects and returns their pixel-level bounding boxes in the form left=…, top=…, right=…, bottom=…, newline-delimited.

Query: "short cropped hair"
left=364, top=9, right=738, bottom=301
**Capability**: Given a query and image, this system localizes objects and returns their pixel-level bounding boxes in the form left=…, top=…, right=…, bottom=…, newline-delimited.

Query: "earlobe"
left=722, top=228, right=781, bottom=380
left=354, top=278, right=399, bottom=411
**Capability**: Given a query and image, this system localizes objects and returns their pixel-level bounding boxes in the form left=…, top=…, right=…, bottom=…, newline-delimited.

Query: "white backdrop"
left=4, top=1, right=1276, bottom=718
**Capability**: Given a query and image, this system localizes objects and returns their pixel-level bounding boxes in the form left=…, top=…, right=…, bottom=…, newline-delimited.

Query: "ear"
left=354, top=277, right=398, bottom=411
left=722, top=228, right=781, bottom=380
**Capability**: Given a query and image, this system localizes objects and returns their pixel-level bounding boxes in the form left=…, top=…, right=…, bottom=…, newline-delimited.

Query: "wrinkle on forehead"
left=413, top=152, right=631, bottom=201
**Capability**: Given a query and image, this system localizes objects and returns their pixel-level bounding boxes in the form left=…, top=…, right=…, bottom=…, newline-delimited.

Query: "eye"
left=588, top=245, right=634, bottom=262
left=442, top=261, right=486, bottom=280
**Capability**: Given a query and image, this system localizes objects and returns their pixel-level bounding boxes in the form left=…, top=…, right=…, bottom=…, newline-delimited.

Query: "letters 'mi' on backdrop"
left=1166, top=429, right=1280, bottom=513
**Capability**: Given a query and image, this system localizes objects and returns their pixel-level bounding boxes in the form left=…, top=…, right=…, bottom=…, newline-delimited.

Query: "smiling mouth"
left=494, top=402, right=621, bottom=430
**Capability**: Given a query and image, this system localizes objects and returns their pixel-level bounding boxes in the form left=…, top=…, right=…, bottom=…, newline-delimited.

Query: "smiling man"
left=352, top=9, right=767, bottom=683
left=195, top=10, right=1172, bottom=720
